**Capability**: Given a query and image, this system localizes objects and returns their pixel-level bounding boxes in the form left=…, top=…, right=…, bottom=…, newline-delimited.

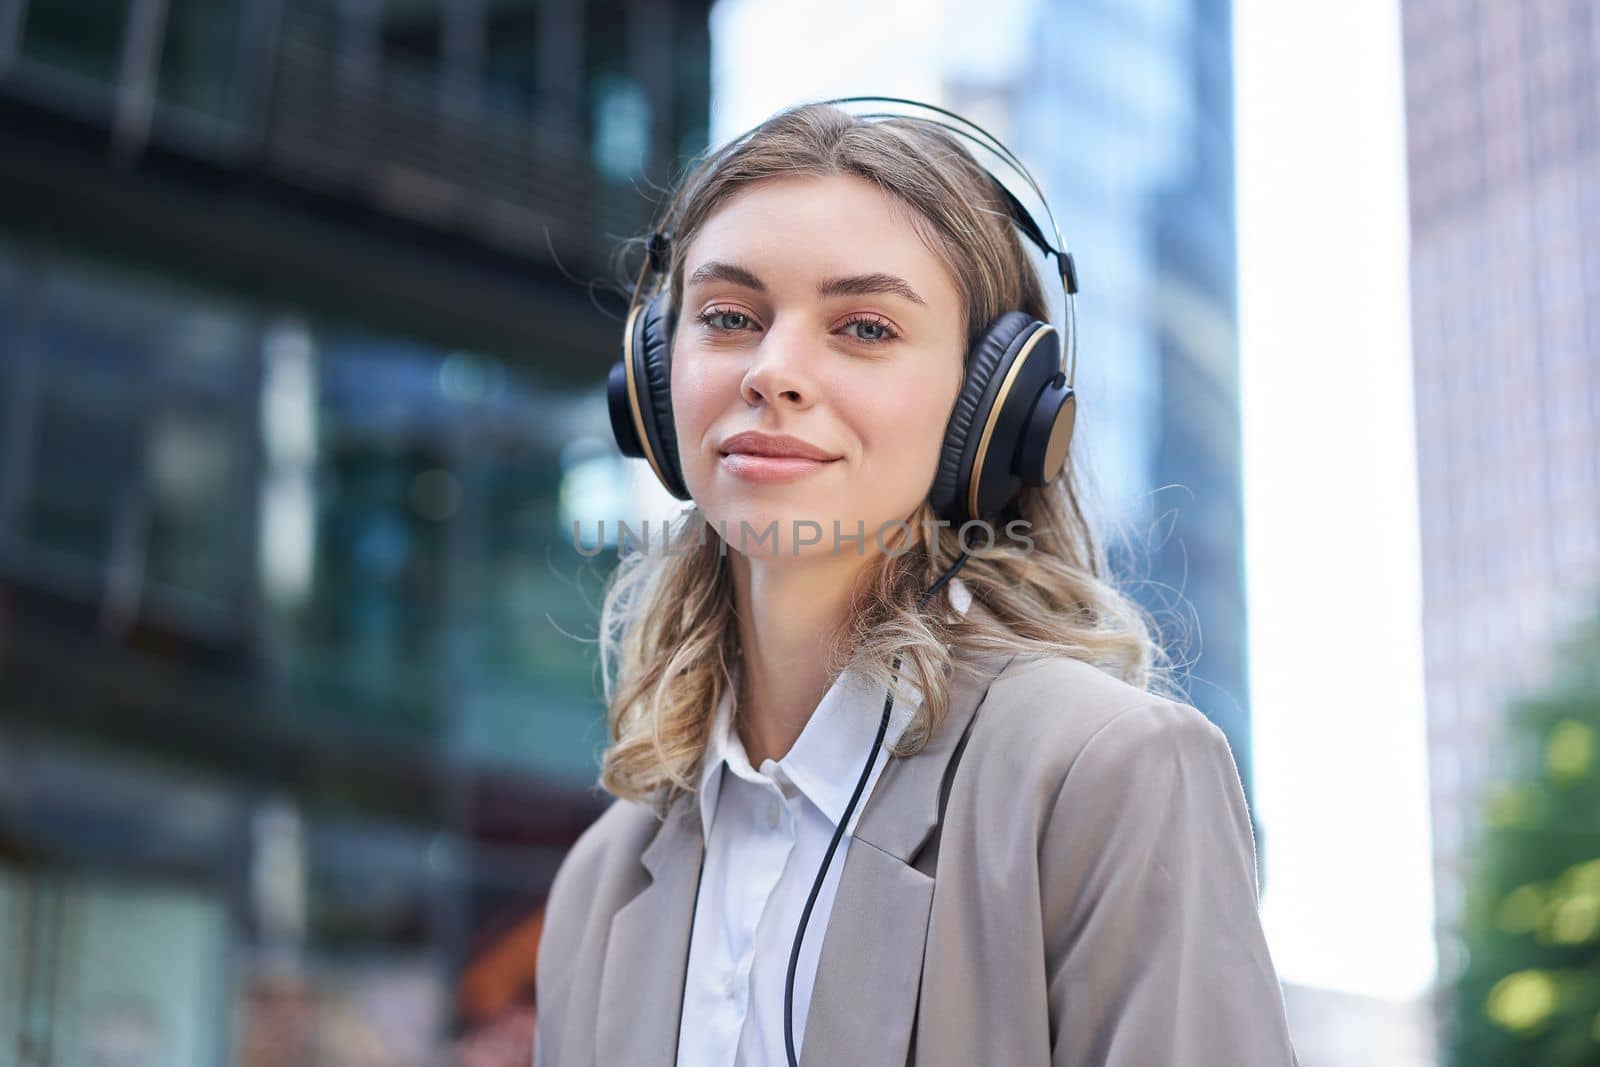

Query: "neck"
left=727, top=546, right=885, bottom=767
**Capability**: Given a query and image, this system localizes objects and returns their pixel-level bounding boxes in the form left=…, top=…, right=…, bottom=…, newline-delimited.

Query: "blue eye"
left=696, top=307, right=754, bottom=333
left=840, top=315, right=900, bottom=344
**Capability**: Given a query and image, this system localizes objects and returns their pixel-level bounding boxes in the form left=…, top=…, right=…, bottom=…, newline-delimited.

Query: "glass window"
left=264, top=331, right=453, bottom=740
left=484, top=3, right=541, bottom=126
left=22, top=367, right=142, bottom=570
left=42, top=873, right=229, bottom=1065
left=21, top=0, right=129, bottom=86
left=157, top=0, right=246, bottom=127
left=257, top=335, right=618, bottom=773
left=379, top=0, right=442, bottom=108
left=11, top=257, right=251, bottom=619
left=459, top=373, right=624, bottom=782
left=673, top=15, right=711, bottom=169
left=145, top=405, right=244, bottom=606
left=584, top=0, right=650, bottom=182
left=279, top=0, right=342, bottom=46
left=381, top=1, right=441, bottom=62
left=590, top=74, right=651, bottom=183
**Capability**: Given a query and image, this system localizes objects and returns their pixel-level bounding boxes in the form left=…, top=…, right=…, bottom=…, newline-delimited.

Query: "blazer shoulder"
left=969, top=652, right=1222, bottom=786
left=546, top=793, right=662, bottom=905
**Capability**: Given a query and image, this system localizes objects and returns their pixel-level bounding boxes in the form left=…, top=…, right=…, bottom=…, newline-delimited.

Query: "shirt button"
left=723, top=967, right=740, bottom=999
left=765, top=797, right=782, bottom=829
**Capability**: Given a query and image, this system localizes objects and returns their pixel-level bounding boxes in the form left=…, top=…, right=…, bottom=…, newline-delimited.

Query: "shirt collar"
left=696, top=575, right=974, bottom=837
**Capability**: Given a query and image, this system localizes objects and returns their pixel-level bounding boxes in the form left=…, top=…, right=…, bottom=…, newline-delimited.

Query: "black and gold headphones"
left=606, top=95, right=1080, bottom=528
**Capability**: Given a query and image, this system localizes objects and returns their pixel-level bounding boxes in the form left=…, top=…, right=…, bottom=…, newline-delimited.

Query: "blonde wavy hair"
left=596, top=101, right=1182, bottom=817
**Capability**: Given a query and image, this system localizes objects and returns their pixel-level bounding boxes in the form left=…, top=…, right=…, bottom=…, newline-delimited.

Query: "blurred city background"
left=0, top=0, right=1593, bottom=1064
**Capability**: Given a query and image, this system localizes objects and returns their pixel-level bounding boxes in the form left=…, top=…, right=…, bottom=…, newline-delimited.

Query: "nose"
left=739, top=318, right=819, bottom=409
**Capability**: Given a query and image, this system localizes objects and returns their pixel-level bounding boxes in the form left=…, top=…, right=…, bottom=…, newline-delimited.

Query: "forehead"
left=682, top=173, right=954, bottom=293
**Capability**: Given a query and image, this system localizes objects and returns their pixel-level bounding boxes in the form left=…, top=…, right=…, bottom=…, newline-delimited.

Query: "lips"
left=717, top=430, right=842, bottom=462
left=718, top=451, right=837, bottom=485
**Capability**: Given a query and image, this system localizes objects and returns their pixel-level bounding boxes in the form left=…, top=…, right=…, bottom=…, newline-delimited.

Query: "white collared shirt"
left=674, top=577, right=973, bottom=1066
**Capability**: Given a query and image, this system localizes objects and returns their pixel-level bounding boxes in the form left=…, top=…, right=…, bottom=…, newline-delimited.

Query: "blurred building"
left=1399, top=0, right=1600, bottom=1046
left=0, top=0, right=710, bottom=1061
left=942, top=0, right=1258, bottom=880
left=975, top=0, right=1258, bottom=874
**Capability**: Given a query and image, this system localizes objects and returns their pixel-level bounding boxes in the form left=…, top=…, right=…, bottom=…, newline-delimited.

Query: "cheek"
left=851, top=375, right=956, bottom=480
left=670, top=354, right=737, bottom=437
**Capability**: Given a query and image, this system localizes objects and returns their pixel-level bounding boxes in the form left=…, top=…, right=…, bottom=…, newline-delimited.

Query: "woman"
left=534, top=98, right=1298, bottom=1066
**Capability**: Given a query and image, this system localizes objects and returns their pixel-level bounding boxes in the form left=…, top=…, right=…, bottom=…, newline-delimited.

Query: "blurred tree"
left=1448, top=596, right=1600, bottom=1065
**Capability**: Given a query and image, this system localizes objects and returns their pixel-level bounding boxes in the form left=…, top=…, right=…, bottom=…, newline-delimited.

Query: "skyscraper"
left=964, top=0, right=1257, bottom=874
left=1400, top=0, right=1600, bottom=1030
left=0, top=1, right=714, bottom=1056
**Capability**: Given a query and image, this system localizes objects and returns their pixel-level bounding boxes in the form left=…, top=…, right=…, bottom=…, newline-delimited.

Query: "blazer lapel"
left=800, top=648, right=1014, bottom=1067
left=596, top=793, right=705, bottom=1067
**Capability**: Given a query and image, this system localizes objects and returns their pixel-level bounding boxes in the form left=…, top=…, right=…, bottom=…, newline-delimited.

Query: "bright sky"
left=707, top=0, right=1437, bottom=1003
left=1236, top=0, right=1436, bottom=1000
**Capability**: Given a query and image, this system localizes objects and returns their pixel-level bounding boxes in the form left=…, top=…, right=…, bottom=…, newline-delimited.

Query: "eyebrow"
left=684, top=260, right=927, bottom=307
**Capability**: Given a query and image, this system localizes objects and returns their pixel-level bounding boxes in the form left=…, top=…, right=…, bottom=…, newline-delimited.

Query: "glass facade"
left=0, top=230, right=638, bottom=1054
left=0, top=0, right=712, bottom=1056
left=969, top=0, right=1255, bottom=870
left=20, top=1, right=129, bottom=86
left=1402, top=0, right=1600, bottom=1025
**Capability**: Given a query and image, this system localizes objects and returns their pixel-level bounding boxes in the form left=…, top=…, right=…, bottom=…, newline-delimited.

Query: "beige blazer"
left=534, top=639, right=1299, bottom=1066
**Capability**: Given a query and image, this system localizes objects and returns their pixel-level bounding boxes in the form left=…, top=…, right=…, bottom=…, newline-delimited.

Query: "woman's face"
left=671, top=173, right=967, bottom=561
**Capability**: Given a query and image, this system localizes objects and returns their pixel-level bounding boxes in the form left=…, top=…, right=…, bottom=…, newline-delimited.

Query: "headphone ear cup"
left=1017, top=372, right=1075, bottom=487
left=930, top=311, right=1035, bottom=526
left=607, top=358, right=646, bottom=459
left=610, top=288, right=691, bottom=500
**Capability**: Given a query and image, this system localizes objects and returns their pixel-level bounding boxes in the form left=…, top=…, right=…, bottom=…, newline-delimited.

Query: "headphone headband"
left=818, top=96, right=1069, bottom=269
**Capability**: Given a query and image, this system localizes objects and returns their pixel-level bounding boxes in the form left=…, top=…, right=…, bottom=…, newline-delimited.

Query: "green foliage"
left=1447, top=600, right=1600, bottom=1066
